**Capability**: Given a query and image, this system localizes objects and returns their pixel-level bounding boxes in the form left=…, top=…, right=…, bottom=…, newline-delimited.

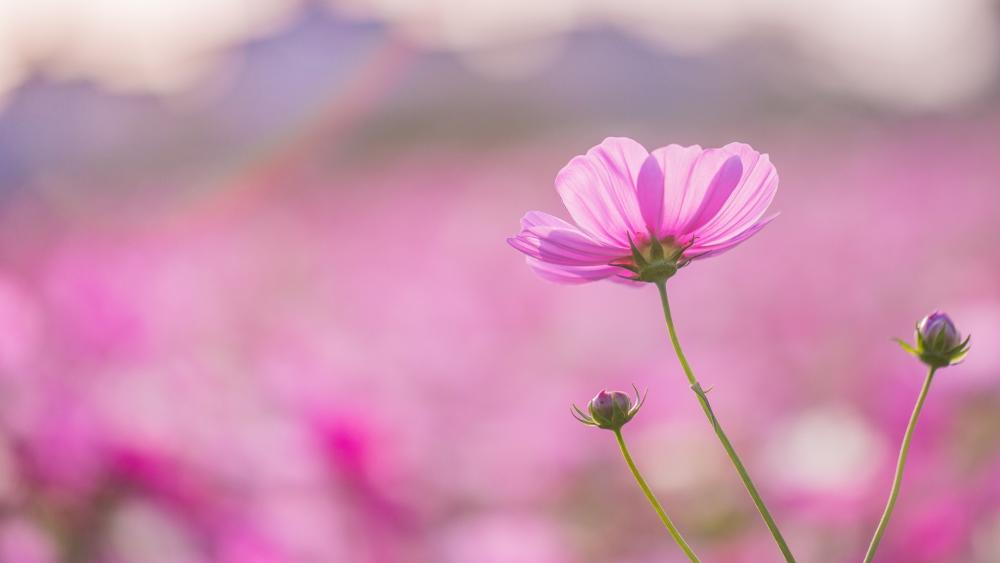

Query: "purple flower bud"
left=917, top=312, right=961, bottom=353
left=572, top=386, right=647, bottom=430
left=588, top=390, right=637, bottom=430
left=898, top=311, right=971, bottom=368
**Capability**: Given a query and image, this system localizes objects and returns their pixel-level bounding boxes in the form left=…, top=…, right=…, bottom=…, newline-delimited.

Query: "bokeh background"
left=1, top=1, right=1000, bottom=562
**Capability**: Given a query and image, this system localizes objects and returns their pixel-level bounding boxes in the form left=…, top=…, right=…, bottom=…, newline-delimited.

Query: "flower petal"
left=648, top=146, right=745, bottom=237
left=677, top=154, right=743, bottom=234
left=520, top=210, right=576, bottom=230
left=555, top=137, right=649, bottom=246
left=524, top=258, right=619, bottom=284
left=687, top=213, right=777, bottom=260
left=692, top=143, right=778, bottom=244
left=642, top=144, right=699, bottom=238
left=636, top=154, right=665, bottom=235
left=507, top=226, right=626, bottom=267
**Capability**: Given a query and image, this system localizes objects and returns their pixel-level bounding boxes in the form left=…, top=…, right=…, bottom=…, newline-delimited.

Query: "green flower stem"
left=655, top=281, right=796, bottom=563
left=613, top=428, right=701, bottom=562
left=863, top=366, right=937, bottom=563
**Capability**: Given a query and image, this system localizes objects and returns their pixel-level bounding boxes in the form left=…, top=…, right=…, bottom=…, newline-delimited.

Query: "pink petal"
left=519, top=211, right=576, bottom=230
left=677, top=154, right=743, bottom=234
left=693, top=143, right=778, bottom=244
left=507, top=226, right=625, bottom=267
left=652, top=146, right=745, bottom=236
left=555, top=138, right=649, bottom=246
left=687, top=213, right=777, bottom=260
left=524, top=258, right=618, bottom=284
left=636, top=155, right=665, bottom=235
left=642, top=144, right=701, bottom=238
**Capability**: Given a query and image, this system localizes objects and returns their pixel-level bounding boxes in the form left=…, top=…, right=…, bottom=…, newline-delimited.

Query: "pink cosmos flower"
left=507, top=137, right=778, bottom=284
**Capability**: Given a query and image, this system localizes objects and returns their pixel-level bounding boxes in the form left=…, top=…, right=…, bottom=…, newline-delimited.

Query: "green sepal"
left=949, top=348, right=971, bottom=365
left=648, top=236, right=664, bottom=261
left=571, top=404, right=597, bottom=426
left=631, top=384, right=648, bottom=413
left=944, top=335, right=972, bottom=365
left=947, top=335, right=972, bottom=355
left=894, top=338, right=918, bottom=357
left=627, top=234, right=647, bottom=268
left=670, top=237, right=696, bottom=262
left=913, top=323, right=925, bottom=349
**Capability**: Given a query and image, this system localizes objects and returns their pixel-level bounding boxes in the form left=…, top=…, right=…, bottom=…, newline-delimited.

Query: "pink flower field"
left=0, top=3, right=999, bottom=562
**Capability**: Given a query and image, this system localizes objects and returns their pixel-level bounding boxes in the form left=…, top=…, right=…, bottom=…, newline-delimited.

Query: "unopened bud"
left=897, top=311, right=970, bottom=368
left=572, top=386, right=646, bottom=431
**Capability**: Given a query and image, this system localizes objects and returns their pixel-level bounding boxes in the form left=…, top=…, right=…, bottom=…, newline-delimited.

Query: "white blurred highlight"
left=639, top=423, right=726, bottom=492
left=337, top=0, right=999, bottom=109
left=786, top=0, right=998, bottom=110
left=973, top=510, right=1000, bottom=562
left=764, top=406, right=883, bottom=493
left=0, top=0, right=997, bottom=109
left=108, top=501, right=202, bottom=563
left=0, top=0, right=296, bottom=96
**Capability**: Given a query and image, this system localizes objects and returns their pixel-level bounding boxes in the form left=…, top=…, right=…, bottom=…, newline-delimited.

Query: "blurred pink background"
left=1, top=2, right=999, bottom=562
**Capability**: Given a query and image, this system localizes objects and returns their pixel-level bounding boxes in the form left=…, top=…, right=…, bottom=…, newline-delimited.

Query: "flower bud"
left=897, top=311, right=970, bottom=368
left=589, top=390, right=633, bottom=427
left=572, top=387, right=646, bottom=431
left=918, top=312, right=961, bottom=353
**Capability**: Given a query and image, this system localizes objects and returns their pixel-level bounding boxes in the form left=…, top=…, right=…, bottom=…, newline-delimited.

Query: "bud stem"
left=612, top=429, right=700, bottom=562
left=863, top=366, right=937, bottom=563
left=655, top=281, right=796, bottom=563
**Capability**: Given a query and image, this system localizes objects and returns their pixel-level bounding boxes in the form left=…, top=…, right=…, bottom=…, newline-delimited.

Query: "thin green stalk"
left=655, top=281, right=796, bottom=563
left=863, top=366, right=937, bottom=563
left=613, top=429, right=701, bottom=562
